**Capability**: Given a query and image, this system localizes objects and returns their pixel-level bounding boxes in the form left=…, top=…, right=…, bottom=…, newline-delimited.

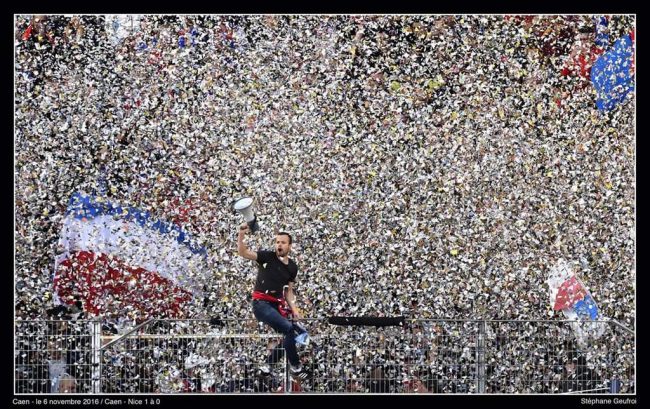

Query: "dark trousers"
left=252, top=300, right=304, bottom=367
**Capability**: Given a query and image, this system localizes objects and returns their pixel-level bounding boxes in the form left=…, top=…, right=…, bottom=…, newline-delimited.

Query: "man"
left=562, top=353, right=601, bottom=393
left=237, top=223, right=310, bottom=380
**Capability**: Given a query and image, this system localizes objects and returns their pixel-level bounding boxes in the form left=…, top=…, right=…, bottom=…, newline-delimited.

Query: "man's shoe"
left=290, top=366, right=311, bottom=380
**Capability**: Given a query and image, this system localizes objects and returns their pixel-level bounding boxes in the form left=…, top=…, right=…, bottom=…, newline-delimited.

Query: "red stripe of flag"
left=553, top=276, right=587, bottom=311
left=54, top=250, right=193, bottom=318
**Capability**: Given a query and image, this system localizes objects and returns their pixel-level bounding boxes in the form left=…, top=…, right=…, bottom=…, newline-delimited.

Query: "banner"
left=591, top=32, right=635, bottom=111
left=547, top=259, right=606, bottom=347
left=53, top=192, right=208, bottom=318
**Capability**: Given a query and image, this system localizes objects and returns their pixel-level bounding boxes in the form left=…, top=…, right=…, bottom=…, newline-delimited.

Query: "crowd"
left=14, top=14, right=635, bottom=393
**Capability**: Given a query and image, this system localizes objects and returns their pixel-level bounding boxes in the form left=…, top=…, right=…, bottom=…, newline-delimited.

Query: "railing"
left=15, top=318, right=635, bottom=394
left=15, top=320, right=95, bottom=393
left=479, top=320, right=634, bottom=393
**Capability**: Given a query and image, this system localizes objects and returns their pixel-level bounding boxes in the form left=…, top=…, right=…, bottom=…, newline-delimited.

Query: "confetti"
left=13, top=14, right=636, bottom=393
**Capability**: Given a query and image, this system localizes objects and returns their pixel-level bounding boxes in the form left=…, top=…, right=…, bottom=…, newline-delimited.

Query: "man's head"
left=58, top=374, right=77, bottom=393
left=275, top=232, right=292, bottom=257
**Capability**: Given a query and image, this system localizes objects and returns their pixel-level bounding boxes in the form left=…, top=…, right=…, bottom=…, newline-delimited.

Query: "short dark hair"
left=577, top=24, right=594, bottom=34
left=277, top=231, right=292, bottom=244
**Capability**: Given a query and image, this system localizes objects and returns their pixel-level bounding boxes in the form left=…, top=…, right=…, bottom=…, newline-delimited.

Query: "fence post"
left=284, top=349, right=290, bottom=394
left=91, top=320, right=102, bottom=394
left=476, top=320, right=486, bottom=394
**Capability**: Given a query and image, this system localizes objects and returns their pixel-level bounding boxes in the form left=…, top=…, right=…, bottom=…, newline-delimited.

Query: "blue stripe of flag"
left=66, top=192, right=207, bottom=256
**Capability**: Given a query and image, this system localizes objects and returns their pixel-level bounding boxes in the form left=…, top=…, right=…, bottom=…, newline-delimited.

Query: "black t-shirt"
left=254, top=250, right=298, bottom=296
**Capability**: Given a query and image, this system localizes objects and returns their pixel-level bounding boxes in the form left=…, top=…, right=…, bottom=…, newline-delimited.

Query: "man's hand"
left=237, top=223, right=257, bottom=260
left=291, top=308, right=303, bottom=321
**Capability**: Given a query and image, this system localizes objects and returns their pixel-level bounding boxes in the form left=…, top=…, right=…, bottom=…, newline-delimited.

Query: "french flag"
left=552, top=276, right=599, bottom=320
left=53, top=192, right=208, bottom=318
left=547, top=260, right=605, bottom=346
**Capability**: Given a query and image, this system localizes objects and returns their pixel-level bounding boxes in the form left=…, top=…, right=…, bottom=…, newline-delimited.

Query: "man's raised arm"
left=237, top=223, right=258, bottom=260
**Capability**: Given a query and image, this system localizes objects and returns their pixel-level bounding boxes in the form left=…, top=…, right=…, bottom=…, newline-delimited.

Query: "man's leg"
left=268, top=321, right=308, bottom=366
left=283, top=332, right=299, bottom=367
left=253, top=301, right=300, bottom=367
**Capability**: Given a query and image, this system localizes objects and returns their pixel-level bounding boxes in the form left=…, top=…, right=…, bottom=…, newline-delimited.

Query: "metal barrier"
left=481, top=320, right=634, bottom=394
left=15, top=318, right=635, bottom=394
left=14, top=320, right=97, bottom=393
left=99, top=319, right=286, bottom=393
left=309, top=319, right=481, bottom=393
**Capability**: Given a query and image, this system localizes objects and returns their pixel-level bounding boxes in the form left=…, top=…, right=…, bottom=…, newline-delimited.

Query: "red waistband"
left=252, top=291, right=283, bottom=303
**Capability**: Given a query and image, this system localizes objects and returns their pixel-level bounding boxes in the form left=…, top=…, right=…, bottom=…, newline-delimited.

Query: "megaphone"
left=233, top=197, right=260, bottom=232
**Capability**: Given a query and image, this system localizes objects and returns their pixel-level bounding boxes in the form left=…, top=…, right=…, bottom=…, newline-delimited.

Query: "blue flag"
left=591, top=34, right=635, bottom=111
